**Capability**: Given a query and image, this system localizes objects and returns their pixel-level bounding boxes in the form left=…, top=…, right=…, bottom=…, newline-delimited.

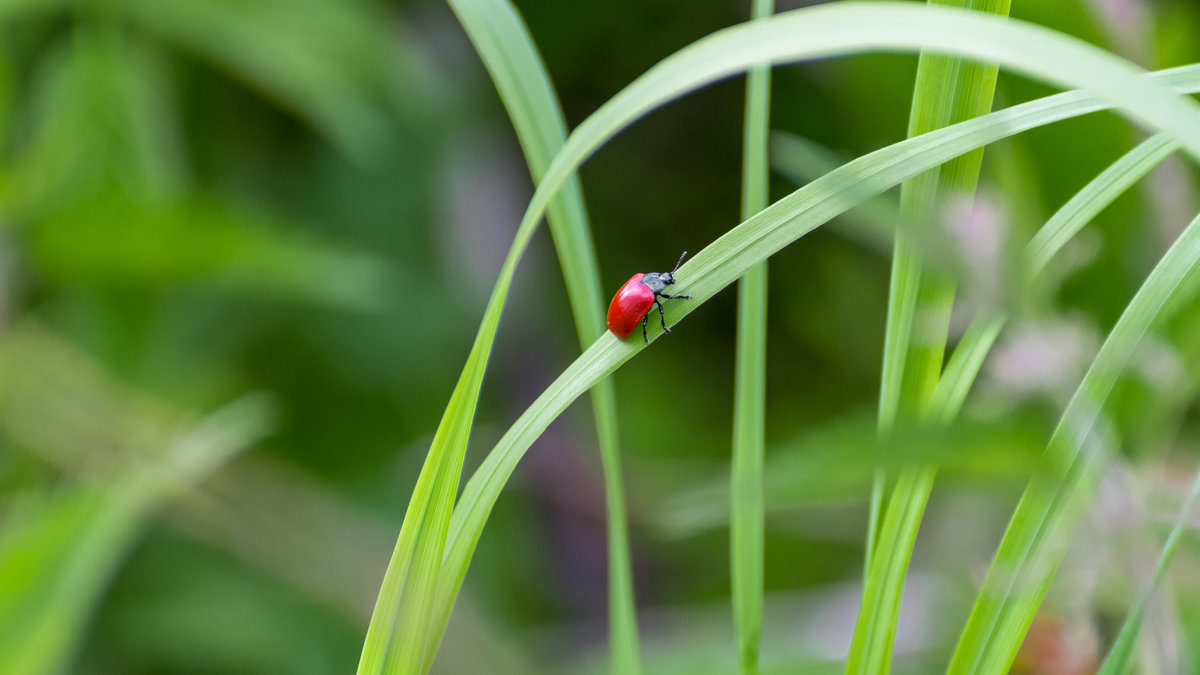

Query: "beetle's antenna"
left=672, top=251, right=688, bottom=273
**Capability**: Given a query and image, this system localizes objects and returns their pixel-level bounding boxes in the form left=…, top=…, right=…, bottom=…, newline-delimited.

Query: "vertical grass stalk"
left=1098, top=463, right=1200, bottom=674
left=432, top=0, right=641, bottom=671
left=855, top=1, right=1010, bottom=673
left=732, top=1, right=773, bottom=672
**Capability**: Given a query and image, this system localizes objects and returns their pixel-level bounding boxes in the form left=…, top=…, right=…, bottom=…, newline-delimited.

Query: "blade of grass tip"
left=434, top=1, right=638, bottom=672
left=435, top=56, right=1200, bottom=671
left=949, top=209, right=1200, bottom=675
left=853, top=2, right=1010, bottom=673
left=411, top=4, right=1200, bottom=660
left=732, top=1, right=773, bottom=672
left=1098, top=463, right=1200, bottom=675
left=927, top=313, right=1006, bottom=424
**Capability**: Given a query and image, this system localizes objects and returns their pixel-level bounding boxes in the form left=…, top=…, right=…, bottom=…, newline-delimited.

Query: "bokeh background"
left=2, top=0, right=1200, bottom=673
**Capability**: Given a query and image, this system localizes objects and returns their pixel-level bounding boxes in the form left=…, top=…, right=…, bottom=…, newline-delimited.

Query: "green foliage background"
left=2, top=0, right=1200, bottom=673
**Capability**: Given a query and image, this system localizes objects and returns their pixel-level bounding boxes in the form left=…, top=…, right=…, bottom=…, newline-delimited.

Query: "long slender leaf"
left=1025, top=133, right=1178, bottom=275
left=852, top=2, right=1010, bottom=671
left=365, top=4, right=1200, bottom=669
left=949, top=205, right=1200, bottom=672
left=942, top=139, right=1190, bottom=675
left=732, top=0, right=773, bottom=672
left=903, top=131, right=1181, bottom=673
left=431, top=38, right=1200, bottom=663
left=925, top=132, right=1182, bottom=402
left=658, top=413, right=1047, bottom=538
left=769, top=135, right=960, bottom=269
left=423, top=1, right=638, bottom=672
left=703, top=124, right=1187, bottom=671
left=862, top=130, right=1181, bottom=674
left=1098, top=465, right=1200, bottom=675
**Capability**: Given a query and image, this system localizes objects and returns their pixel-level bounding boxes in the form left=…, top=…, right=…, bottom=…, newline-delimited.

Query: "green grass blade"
left=444, top=0, right=607, bottom=342
left=927, top=313, right=1006, bottom=423
left=948, top=207, right=1200, bottom=673
left=774, top=66, right=1187, bottom=675
left=926, top=131, right=1182, bottom=672
left=658, top=414, right=1046, bottom=537
left=873, top=0, right=1010, bottom=438
left=505, top=3, right=1200, bottom=295
left=732, top=1, right=773, bottom=672
left=939, top=131, right=1179, bottom=404
left=769, top=134, right=966, bottom=273
left=1098, top=465, right=1200, bottom=675
left=358, top=354, right=482, bottom=675
left=380, top=6, right=1200, bottom=667
left=432, top=50, right=1200, bottom=657
left=919, top=134, right=1182, bottom=674
left=849, top=119, right=1180, bottom=675
left=0, top=487, right=145, bottom=675
left=852, top=3, right=1008, bottom=672
left=942, top=137, right=1186, bottom=675
left=430, top=1, right=638, bottom=672
left=1025, top=132, right=1179, bottom=276
left=845, top=310, right=1006, bottom=675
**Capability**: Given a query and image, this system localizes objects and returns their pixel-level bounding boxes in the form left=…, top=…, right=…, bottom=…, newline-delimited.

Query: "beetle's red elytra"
left=607, top=273, right=654, bottom=339
left=606, top=252, right=691, bottom=344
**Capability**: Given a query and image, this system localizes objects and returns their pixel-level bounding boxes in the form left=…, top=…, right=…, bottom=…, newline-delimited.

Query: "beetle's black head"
left=660, top=251, right=687, bottom=284
left=643, top=252, right=688, bottom=294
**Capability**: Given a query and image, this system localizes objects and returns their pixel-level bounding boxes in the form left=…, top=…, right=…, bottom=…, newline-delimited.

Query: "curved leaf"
left=437, top=50, right=1200, bottom=666
left=365, top=2, right=1200, bottom=669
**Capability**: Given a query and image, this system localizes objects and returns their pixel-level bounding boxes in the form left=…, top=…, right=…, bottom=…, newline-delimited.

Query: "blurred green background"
left=1, top=0, right=1200, bottom=673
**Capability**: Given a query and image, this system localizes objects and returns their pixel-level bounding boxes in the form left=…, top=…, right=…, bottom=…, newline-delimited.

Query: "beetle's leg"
left=642, top=312, right=650, bottom=344
left=659, top=293, right=691, bottom=300
left=655, top=299, right=670, bottom=333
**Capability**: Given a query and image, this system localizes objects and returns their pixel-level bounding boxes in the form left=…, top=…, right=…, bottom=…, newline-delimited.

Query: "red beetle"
left=607, top=252, right=692, bottom=343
